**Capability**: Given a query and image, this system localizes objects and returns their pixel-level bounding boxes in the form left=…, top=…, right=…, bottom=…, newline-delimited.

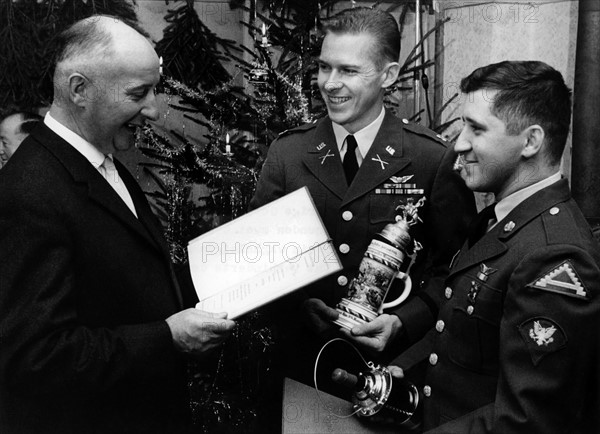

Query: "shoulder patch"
left=527, top=260, right=589, bottom=300
left=402, top=120, right=448, bottom=147
left=277, top=121, right=317, bottom=138
left=518, top=317, right=567, bottom=365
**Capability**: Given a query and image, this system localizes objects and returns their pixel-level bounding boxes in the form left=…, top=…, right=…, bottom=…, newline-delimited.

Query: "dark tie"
left=468, top=203, right=497, bottom=247
left=343, top=135, right=359, bottom=184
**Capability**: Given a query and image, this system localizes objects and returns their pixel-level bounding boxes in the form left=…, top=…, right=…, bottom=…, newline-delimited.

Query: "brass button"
left=337, top=275, right=348, bottom=286
left=467, top=305, right=474, bottom=315
left=339, top=243, right=350, bottom=254
left=429, top=353, right=438, bottom=366
left=342, top=211, right=353, bottom=221
left=436, top=320, right=445, bottom=333
left=445, top=287, right=453, bottom=299
left=423, top=385, right=431, bottom=397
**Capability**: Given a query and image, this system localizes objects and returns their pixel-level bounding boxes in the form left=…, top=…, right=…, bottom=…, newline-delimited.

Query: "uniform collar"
left=44, top=112, right=105, bottom=169
left=331, top=106, right=385, bottom=161
left=494, top=172, right=562, bottom=223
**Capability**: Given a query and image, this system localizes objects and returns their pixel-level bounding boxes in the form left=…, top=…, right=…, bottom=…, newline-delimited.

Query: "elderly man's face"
left=0, top=114, right=27, bottom=162
left=83, top=47, right=160, bottom=152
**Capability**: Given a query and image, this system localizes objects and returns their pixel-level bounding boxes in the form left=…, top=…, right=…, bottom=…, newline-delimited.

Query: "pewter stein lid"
left=379, top=219, right=411, bottom=251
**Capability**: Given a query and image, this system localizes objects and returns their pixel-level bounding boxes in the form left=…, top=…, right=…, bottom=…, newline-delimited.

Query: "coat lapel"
left=116, top=159, right=184, bottom=308
left=302, top=119, right=347, bottom=200
left=34, top=124, right=163, bottom=254
left=343, top=112, right=410, bottom=206
left=449, top=237, right=507, bottom=278
left=302, top=112, right=413, bottom=205
left=115, top=158, right=169, bottom=253
left=449, top=179, right=572, bottom=278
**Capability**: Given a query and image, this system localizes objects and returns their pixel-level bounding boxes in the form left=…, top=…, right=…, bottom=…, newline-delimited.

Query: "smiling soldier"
left=389, top=60, right=600, bottom=433
left=249, top=7, right=476, bottom=385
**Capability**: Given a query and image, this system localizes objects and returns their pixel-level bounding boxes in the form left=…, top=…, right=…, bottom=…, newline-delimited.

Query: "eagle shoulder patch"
left=527, top=260, right=589, bottom=300
left=518, top=317, right=567, bottom=366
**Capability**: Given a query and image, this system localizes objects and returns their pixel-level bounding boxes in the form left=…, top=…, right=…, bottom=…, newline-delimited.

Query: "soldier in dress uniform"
left=249, top=7, right=475, bottom=383
left=390, top=60, right=600, bottom=433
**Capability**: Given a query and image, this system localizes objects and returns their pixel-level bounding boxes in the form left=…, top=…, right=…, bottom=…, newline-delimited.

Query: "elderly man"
left=0, top=16, right=234, bottom=433
left=391, top=61, right=600, bottom=433
left=249, top=7, right=475, bottom=383
left=0, top=111, right=42, bottom=165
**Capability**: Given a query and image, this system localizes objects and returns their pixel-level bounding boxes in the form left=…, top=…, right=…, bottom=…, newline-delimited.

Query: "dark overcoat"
left=0, top=124, right=195, bottom=433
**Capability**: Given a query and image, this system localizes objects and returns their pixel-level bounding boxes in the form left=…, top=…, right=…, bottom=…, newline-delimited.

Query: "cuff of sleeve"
left=121, top=320, right=183, bottom=381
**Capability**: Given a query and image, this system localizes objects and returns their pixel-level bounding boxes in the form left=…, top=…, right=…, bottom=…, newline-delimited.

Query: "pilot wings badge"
left=529, top=320, right=556, bottom=346
left=389, top=175, right=414, bottom=184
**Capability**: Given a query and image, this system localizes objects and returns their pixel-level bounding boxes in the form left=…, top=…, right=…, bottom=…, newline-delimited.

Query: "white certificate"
left=188, top=187, right=342, bottom=319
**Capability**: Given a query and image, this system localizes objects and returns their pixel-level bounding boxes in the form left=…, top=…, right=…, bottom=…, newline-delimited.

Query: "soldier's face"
left=317, top=32, right=388, bottom=134
left=454, top=89, right=528, bottom=200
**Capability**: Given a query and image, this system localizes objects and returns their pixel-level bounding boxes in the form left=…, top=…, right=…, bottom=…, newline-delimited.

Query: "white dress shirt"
left=331, top=106, right=386, bottom=166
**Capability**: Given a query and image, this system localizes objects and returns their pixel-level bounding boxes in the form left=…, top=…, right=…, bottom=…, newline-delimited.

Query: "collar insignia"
left=371, top=154, right=388, bottom=170
left=504, top=221, right=516, bottom=232
left=385, top=145, right=396, bottom=156
left=476, top=263, right=497, bottom=282
left=319, top=150, right=335, bottom=165
left=389, top=175, right=414, bottom=184
left=316, top=142, right=326, bottom=151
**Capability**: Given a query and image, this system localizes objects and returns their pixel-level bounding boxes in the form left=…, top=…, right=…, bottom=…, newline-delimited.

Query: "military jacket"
left=395, top=179, right=600, bottom=433
left=250, top=110, right=476, bottom=343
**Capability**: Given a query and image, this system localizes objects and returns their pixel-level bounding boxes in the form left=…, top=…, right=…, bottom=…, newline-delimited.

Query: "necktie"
left=343, top=135, right=359, bottom=184
left=98, top=154, right=138, bottom=218
left=468, top=203, right=497, bottom=247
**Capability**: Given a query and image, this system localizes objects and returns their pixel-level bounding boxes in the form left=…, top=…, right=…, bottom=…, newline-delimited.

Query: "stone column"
left=571, top=0, right=600, bottom=234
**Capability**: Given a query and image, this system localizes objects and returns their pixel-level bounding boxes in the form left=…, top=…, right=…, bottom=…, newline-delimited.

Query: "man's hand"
left=302, top=298, right=339, bottom=335
left=340, top=313, right=402, bottom=353
left=387, top=365, right=404, bottom=379
left=166, top=308, right=236, bottom=357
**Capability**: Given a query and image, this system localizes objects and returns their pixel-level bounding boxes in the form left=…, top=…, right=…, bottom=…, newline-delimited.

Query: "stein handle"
left=380, top=272, right=412, bottom=313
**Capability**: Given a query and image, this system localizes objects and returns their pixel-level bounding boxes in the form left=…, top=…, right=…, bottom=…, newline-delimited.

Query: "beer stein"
left=334, top=198, right=425, bottom=329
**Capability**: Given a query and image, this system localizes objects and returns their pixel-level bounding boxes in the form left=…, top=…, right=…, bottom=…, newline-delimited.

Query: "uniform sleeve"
left=394, top=146, right=476, bottom=344
left=426, top=244, right=600, bottom=433
left=0, top=188, right=181, bottom=397
left=248, top=138, right=287, bottom=211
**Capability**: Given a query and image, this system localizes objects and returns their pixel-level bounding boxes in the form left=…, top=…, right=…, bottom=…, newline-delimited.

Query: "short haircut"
left=0, top=112, right=42, bottom=135
left=321, top=7, right=400, bottom=69
left=18, top=112, right=43, bottom=135
left=460, top=60, right=572, bottom=165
